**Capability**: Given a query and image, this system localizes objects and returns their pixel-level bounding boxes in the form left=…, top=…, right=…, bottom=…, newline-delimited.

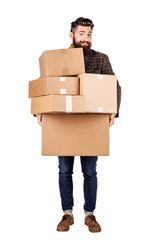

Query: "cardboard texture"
left=39, top=48, right=85, bottom=77
left=31, top=95, right=85, bottom=114
left=42, top=114, right=109, bottom=156
left=29, top=76, right=79, bottom=98
left=79, top=73, right=117, bottom=114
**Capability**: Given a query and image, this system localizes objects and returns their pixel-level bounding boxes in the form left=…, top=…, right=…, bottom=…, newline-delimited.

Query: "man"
left=37, top=17, right=121, bottom=233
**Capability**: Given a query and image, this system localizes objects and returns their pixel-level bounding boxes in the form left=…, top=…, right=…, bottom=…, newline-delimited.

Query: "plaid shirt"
left=84, top=49, right=121, bottom=117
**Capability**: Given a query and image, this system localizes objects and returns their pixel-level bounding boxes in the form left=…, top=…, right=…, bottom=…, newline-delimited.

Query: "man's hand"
left=37, top=114, right=42, bottom=126
left=109, top=113, right=115, bottom=127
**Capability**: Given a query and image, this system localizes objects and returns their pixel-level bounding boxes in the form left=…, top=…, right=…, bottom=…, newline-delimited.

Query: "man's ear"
left=69, top=32, right=73, bottom=40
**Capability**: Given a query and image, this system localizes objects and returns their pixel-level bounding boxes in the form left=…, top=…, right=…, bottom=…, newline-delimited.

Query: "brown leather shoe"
left=85, top=214, right=101, bottom=233
left=57, top=214, right=74, bottom=232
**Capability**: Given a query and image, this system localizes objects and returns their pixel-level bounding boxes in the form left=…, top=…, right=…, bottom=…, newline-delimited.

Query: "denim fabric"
left=58, top=156, right=98, bottom=213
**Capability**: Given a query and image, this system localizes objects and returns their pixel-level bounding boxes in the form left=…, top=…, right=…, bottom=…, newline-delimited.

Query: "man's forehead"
left=76, top=25, right=92, bottom=33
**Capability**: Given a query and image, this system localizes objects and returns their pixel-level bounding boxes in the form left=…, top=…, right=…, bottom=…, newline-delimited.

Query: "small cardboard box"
left=79, top=73, right=117, bottom=114
left=31, top=95, right=85, bottom=114
left=42, top=114, right=109, bottom=156
left=39, top=48, right=85, bottom=77
left=29, top=76, right=79, bottom=98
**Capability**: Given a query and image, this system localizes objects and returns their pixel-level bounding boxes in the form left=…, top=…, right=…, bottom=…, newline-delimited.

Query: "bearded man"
left=38, top=17, right=121, bottom=233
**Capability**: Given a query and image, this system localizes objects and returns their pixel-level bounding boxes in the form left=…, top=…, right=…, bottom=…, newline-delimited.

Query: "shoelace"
left=87, top=215, right=96, bottom=222
left=62, top=215, right=71, bottom=222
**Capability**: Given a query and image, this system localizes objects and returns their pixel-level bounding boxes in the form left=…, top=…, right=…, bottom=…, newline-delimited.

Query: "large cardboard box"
left=29, top=76, right=79, bottom=98
left=39, top=48, right=85, bottom=77
left=79, top=73, right=117, bottom=114
left=31, top=95, right=85, bottom=114
left=42, top=114, right=109, bottom=156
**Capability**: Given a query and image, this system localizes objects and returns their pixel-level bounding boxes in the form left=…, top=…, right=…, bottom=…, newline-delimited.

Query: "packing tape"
left=98, top=107, right=104, bottom=112
left=97, top=75, right=103, bottom=80
left=59, top=77, right=66, bottom=82
left=66, top=95, right=72, bottom=112
left=60, top=89, right=67, bottom=94
left=63, top=67, right=69, bottom=76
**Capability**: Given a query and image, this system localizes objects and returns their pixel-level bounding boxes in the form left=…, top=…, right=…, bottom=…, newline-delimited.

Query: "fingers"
left=37, top=114, right=42, bottom=126
left=109, top=114, right=115, bottom=127
left=38, top=118, right=42, bottom=126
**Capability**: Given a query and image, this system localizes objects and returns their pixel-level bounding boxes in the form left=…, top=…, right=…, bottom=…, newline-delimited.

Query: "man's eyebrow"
left=78, top=31, right=92, bottom=33
left=78, top=31, right=92, bottom=34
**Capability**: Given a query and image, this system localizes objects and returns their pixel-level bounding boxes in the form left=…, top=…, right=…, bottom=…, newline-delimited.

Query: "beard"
left=73, top=36, right=92, bottom=55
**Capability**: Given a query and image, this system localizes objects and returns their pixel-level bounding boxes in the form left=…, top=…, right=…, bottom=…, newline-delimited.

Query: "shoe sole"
left=57, top=228, right=69, bottom=232
left=57, top=222, right=74, bottom=232
left=89, top=229, right=101, bottom=233
left=85, top=222, right=101, bottom=233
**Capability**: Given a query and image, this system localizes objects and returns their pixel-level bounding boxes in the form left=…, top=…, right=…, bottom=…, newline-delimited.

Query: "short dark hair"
left=70, top=17, right=94, bottom=33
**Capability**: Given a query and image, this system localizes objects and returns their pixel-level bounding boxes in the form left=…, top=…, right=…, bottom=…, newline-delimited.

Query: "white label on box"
left=98, top=107, right=104, bottom=112
left=97, top=75, right=103, bottom=80
left=66, top=96, right=72, bottom=112
left=60, top=89, right=67, bottom=94
left=60, top=77, right=66, bottom=82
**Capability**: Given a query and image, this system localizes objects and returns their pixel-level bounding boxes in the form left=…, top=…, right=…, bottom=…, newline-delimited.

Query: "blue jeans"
left=58, top=156, right=98, bottom=214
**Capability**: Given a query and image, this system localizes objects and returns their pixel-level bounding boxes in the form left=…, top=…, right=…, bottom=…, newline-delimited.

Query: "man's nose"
left=83, top=34, right=89, bottom=42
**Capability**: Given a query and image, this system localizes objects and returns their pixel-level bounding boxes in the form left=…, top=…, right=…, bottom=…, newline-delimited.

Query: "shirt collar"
left=69, top=44, right=74, bottom=48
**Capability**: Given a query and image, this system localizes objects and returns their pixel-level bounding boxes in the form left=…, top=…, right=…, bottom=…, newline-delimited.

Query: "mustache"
left=79, top=41, right=91, bottom=45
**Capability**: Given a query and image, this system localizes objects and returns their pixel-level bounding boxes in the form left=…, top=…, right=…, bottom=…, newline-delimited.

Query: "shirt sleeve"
left=102, top=54, right=121, bottom=118
left=101, top=54, right=115, bottom=75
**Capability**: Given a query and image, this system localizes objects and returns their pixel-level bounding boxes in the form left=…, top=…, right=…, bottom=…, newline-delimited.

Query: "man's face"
left=70, top=26, right=92, bottom=54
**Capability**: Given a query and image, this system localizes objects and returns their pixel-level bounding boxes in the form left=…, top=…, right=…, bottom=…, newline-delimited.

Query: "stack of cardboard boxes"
left=29, top=48, right=117, bottom=156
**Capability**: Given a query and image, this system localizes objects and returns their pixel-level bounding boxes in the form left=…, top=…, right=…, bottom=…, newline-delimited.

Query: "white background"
left=0, top=0, right=160, bottom=239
